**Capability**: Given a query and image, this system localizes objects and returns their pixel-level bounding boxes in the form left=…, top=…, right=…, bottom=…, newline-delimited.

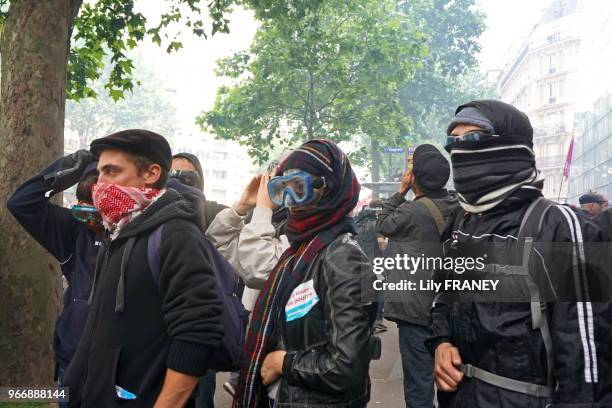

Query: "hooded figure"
left=428, top=100, right=612, bottom=408
left=169, top=152, right=227, bottom=231
left=234, top=140, right=377, bottom=408
left=445, top=100, right=543, bottom=213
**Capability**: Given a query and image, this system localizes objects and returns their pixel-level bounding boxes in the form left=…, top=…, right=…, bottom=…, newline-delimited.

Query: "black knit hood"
left=448, top=100, right=534, bottom=148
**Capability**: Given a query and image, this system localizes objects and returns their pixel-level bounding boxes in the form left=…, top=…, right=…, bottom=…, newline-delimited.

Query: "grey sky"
left=477, top=0, right=553, bottom=72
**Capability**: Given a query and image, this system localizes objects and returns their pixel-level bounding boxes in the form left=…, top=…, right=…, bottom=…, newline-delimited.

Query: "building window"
left=213, top=151, right=228, bottom=161
left=213, top=170, right=227, bottom=180
left=547, top=81, right=557, bottom=103
left=548, top=54, right=556, bottom=74
left=554, top=0, right=568, bottom=18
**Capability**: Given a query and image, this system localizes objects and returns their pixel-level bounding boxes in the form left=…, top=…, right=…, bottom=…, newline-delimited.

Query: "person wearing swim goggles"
left=267, top=169, right=327, bottom=208
left=6, top=150, right=102, bottom=403
left=70, top=166, right=104, bottom=233
left=234, top=140, right=375, bottom=408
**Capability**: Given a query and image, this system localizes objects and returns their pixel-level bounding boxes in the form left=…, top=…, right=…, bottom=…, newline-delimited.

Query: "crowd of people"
left=6, top=99, right=612, bottom=408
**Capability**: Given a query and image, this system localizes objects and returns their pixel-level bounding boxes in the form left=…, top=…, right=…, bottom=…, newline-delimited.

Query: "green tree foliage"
left=397, top=0, right=496, bottom=146
left=198, top=0, right=428, bottom=164
left=65, top=59, right=178, bottom=148
left=0, top=0, right=232, bottom=101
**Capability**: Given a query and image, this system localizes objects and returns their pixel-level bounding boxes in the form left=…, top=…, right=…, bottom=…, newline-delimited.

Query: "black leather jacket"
left=277, top=233, right=377, bottom=408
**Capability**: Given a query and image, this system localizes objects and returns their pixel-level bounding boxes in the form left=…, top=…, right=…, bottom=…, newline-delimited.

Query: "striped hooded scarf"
left=233, top=139, right=360, bottom=408
left=446, top=100, right=544, bottom=213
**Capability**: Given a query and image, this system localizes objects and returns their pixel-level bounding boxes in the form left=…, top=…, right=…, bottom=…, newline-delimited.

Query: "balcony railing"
left=536, top=154, right=565, bottom=168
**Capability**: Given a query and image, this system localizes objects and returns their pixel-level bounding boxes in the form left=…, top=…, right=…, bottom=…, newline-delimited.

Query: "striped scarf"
left=449, top=140, right=544, bottom=214
left=233, top=140, right=359, bottom=408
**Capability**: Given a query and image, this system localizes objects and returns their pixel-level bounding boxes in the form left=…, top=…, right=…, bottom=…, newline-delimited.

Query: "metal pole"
left=558, top=176, right=565, bottom=203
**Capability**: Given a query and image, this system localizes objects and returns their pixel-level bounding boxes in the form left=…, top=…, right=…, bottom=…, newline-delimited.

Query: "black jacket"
left=594, top=208, right=612, bottom=241
left=377, top=191, right=457, bottom=326
left=166, top=178, right=227, bottom=231
left=354, top=209, right=383, bottom=261
left=427, top=191, right=612, bottom=408
left=63, top=189, right=224, bottom=407
left=6, top=157, right=101, bottom=371
left=279, top=233, right=377, bottom=408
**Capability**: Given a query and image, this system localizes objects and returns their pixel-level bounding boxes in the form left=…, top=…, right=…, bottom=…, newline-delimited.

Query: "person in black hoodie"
left=171, top=152, right=227, bottom=230
left=428, top=100, right=612, bottom=407
left=170, top=153, right=227, bottom=408
left=63, top=129, right=223, bottom=408
left=6, top=150, right=101, bottom=396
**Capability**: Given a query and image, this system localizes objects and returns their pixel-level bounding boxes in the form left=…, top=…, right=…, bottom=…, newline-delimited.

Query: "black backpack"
left=147, top=225, right=248, bottom=372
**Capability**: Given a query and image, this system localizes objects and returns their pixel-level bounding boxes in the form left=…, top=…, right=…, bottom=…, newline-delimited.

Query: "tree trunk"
left=370, top=139, right=381, bottom=199
left=0, top=0, right=81, bottom=386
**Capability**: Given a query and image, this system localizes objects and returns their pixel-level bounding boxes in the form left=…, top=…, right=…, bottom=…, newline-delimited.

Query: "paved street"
left=213, top=320, right=405, bottom=407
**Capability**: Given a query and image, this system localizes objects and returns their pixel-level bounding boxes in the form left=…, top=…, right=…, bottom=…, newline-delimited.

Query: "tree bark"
left=370, top=139, right=381, bottom=199
left=0, top=0, right=81, bottom=386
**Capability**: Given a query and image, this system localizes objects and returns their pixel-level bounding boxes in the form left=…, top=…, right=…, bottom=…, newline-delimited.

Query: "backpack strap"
left=517, top=197, right=556, bottom=391
left=461, top=363, right=552, bottom=398
left=460, top=198, right=557, bottom=397
left=147, top=225, right=164, bottom=288
left=517, top=197, right=555, bottom=238
left=418, top=197, right=445, bottom=235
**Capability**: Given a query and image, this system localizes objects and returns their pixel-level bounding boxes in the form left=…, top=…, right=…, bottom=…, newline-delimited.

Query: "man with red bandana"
left=63, top=129, right=224, bottom=408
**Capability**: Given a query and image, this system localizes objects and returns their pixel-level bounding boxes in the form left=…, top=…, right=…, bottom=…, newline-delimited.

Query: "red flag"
left=563, top=137, right=574, bottom=180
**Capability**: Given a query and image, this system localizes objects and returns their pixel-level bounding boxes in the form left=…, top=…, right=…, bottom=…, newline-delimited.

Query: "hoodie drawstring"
left=87, top=242, right=107, bottom=305
left=115, top=237, right=136, bottom=313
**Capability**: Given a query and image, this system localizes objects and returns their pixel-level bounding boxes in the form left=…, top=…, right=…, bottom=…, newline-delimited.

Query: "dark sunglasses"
left=445, top=131, right=500, bottom=147
left=169, top=169, right=202, bottom=188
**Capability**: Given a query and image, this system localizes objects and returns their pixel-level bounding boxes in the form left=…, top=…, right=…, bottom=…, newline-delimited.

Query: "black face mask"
left=447, top=136, right=540, bottom=213
left=169, top=169, right=203, bottom=190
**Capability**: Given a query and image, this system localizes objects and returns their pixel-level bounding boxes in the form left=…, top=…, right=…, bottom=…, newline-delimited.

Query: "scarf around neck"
left=449, top=135, right=543, bottom=214
left=92, top=183, right=164, bottom=239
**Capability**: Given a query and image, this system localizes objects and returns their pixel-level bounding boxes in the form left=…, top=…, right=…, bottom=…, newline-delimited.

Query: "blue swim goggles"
left=268, top=171, right=326, bottom=207
left=70, top=204, right=100, bottom=222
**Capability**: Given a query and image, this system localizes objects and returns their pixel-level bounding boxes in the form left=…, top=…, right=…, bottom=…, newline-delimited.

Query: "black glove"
left=44, top=149, right=96, bottom=193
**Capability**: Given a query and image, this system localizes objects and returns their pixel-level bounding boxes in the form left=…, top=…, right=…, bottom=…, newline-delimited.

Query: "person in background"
left=63, top=130, right=224, bottom=408
left=233, top=139, right=377, bottom=408
left=430, top=100, right=612, bottom=407
left=354, top=199, right=388, bottom=333
left=206, top=162, right=290, bottom=397
left=579, top=191, right=608, bottom=219
left=170, top=153, right=227, bottom=408
left=376, top=144, right=457, bottom=408
left=171, top=152, right=227, bottom=229
left=7, top=150, right=102, bottom=406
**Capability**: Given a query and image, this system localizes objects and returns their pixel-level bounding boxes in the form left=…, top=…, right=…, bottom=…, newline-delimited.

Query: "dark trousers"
left=196, top=370, right=216, bottom=408
left=57, top=366, right=69, bottom=408
left=398, top=322, right=435, bottom=408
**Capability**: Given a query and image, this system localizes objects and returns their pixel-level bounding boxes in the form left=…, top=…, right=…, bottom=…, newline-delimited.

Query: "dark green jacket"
left=376, top=190, right=457, bottom=326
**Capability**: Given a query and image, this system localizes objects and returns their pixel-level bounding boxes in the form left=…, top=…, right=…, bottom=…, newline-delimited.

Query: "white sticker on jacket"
left=285, top=279, right=320, bottom=322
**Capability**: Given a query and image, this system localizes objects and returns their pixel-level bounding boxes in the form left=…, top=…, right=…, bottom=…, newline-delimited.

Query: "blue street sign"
left=383, top=147, right=404, bottom=153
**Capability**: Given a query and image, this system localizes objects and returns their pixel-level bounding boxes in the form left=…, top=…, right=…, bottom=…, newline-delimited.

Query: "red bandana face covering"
left=92, top=183, right=162, bottom=233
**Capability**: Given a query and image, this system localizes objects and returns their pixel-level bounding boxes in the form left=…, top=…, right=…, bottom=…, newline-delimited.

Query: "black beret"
left=412, top=144, right=450, bottom=192
left=90, top=129, right=172, bottom=170
left=579, top=192, right=607, bottom=204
